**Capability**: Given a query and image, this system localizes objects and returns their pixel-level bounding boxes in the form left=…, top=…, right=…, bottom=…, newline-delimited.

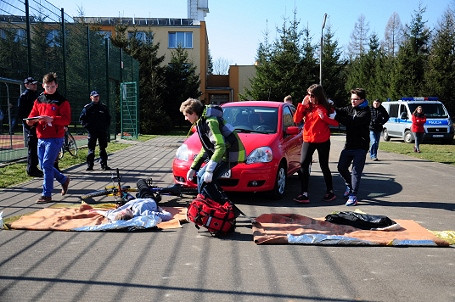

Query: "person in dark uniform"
left=79, top=91, right=112, bottom=171
left=18, top=77, right=42, bottom=177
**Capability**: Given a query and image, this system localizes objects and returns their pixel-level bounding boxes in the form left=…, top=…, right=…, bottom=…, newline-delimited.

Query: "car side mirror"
left=400, top=112, right=408, bottom=119
left=285, top=126, right=299, bottom=135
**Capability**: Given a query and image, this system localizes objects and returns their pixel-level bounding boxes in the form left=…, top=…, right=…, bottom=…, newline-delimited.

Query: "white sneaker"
left=345, top=195, right=358, bottom=206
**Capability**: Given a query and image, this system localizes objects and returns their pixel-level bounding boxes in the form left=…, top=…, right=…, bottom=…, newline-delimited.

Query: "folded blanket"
left=253, top=213, right=450, bottom=246
left=8, top=204, right=187, bottom=231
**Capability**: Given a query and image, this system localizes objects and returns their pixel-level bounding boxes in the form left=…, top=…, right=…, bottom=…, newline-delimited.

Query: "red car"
left=172, top=101, right=303, bottom=199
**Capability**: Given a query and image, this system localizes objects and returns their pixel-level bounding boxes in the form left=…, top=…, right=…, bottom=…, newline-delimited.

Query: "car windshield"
left=408, top=103, right=448, bottom=118
left=223, top=106, right=278, bottom=134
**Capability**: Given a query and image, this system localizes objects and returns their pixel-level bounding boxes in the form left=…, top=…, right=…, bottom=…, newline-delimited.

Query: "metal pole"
left=61, top=8, right=67, bottom=94
left=25, top=0, right=32, bottom=75
left=320, top=13, right=327, bottom=86
left=87, top=26, right=91, bottom=93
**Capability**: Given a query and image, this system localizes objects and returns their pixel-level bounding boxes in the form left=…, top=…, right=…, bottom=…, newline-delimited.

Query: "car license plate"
left=220, top=169, right=231, bottom=178
left=433, top=135, right=443, bottom=138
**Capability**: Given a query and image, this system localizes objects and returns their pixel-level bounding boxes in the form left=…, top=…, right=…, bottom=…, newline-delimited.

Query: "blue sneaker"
left=345, top=195, right=358, bottom=206
left=343, top=186, right=351, bottom=198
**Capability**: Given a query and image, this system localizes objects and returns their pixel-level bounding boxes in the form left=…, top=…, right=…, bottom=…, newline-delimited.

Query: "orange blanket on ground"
left=253, top=213, right=450, bottom=246
left=8, top=203, right=188, bottom=231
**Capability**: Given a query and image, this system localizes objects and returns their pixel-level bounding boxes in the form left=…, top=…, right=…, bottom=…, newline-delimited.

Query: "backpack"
left=187, top=194, right=236, bottom=236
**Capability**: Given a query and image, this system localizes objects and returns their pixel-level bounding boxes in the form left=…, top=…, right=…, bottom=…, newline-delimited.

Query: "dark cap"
left=24, top=77, right=38, bottom=84
left=90, top=91, right=99, bottom=97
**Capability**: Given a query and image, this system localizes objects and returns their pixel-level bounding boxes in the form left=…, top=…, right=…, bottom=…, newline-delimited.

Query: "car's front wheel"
left=383, top=129, right=390, bottom=141
left=271, top=162, right=287, bottom=199
left=404, top=130, right=414, bottom=143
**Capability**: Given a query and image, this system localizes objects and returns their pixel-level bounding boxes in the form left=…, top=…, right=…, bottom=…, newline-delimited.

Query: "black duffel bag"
left=325, top=211, right=396, bottom=230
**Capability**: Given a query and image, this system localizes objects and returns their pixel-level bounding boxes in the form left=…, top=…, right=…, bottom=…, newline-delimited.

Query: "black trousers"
left=299, top=140, right=333, bottom=193
left=26, top=127, right=40, bottom=174
left=87, top=131, right=108, bottom=167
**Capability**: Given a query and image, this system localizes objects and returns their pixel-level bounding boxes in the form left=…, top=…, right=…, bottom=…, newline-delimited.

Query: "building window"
left=128, top=31, right=152, bottom=43
left=14, top=29, right=26, bottom=43
left=168, top=31, right=193, bottom=48
left=46, top=29, right=60, bottom=47
left=98, top=30, right=112, bottom=40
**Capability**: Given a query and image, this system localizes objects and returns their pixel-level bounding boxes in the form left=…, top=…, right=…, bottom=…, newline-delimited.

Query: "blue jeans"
left=413, top=132, right=424, bottom=151
left=38, top=138, right=67, bottom=197
left=369, top=130, right=381, bottom=159
left=197, top=161, right=230, bottom=202
left=337, top=148, right=367, bottom=196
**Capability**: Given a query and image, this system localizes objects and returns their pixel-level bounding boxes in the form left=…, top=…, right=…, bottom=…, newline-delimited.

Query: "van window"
left=400, top=104, right=407, bottom=118
left=389, top=104, right=399, bottom=118
left=408, top=103, right=448, bottom=118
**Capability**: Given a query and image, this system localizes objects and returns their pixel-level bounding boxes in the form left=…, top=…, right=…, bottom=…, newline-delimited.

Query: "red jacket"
left=411, top=114, right=426, bottom=133
left=28, top=92, right=71, bottom=139
left=294, top=102, right=339, bottom=143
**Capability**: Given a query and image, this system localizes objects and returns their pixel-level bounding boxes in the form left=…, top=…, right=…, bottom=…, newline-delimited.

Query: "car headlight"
left=246, top=146, right=273, bottom=164
left=175, top=144, right=189, bottom=161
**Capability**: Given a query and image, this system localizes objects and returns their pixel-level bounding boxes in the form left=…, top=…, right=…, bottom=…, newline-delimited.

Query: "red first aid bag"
left=187, top=194, right=236, bottom=236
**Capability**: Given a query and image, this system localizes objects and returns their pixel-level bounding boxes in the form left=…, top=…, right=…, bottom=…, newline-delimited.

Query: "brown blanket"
left=253, top=213, right=450, bottom=246
left=8, top=204, right=187, bottom=231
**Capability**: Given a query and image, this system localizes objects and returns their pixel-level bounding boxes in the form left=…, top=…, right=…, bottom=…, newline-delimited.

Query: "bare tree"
left=212, top=57, right=231, bottom=75
left=383, top=12, right=404, bottom=56
left=348, top=14, right=370, bottom=59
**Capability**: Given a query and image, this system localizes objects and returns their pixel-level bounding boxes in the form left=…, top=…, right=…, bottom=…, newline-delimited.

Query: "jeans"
left=38, top=138, right=66, bottom=197
left=413, top=132, right=424, bottom=151
left=337, top=148, right=367, bottom=196
left=369, top=130, right=381, bottom=159
left=197, top=161, right=230, bottom=202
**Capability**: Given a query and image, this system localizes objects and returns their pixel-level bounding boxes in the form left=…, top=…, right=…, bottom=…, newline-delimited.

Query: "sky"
left=50, top=0, right=454, bottom=65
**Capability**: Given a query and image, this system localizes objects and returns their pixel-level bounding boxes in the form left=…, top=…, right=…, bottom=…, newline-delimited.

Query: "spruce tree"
left=164, top=46, right=202, bottom=127
left=424, top=7, right=455, bottom=117
left=244, top=11, right=311, bottom=102
left=321, top=25, right=347, bottom=105
left=391, top=4, right=431, bottom=98
left=111, top=24, right=167, bottom=134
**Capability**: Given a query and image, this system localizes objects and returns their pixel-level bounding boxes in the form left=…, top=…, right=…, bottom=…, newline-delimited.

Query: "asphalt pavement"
left=1, top=134, right=454, bottom=302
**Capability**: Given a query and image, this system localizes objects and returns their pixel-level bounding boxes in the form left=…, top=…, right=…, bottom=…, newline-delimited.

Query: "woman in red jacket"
left=411, top=106, right=426, bottom=153
left=293, top=84, right=339, bottom=204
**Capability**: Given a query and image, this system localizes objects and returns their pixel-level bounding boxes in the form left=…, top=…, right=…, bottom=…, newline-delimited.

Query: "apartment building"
left=78, top=0, right=255, bottom=104
left=1, top=0, right=254, bottom=103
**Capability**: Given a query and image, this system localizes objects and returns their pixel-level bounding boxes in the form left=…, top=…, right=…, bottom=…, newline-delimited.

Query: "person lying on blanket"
left=97, top=198, right=172, bottom=222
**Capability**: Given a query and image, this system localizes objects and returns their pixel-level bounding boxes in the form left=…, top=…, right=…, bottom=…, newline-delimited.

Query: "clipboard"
left=23, top=116, right=42, bottom=121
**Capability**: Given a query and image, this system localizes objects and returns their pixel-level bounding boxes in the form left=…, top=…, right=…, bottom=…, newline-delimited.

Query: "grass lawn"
left=379, top=139, right=455, bottom=165
left=0, top=135, right=156, bottom=188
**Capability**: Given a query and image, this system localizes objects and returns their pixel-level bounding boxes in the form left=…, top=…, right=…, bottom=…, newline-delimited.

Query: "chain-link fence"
left=0, top=0, right=139, bottom=162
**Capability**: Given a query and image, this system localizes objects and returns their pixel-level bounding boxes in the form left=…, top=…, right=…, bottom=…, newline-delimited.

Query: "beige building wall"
left=93, top=20, right=207, bottom=98
left=229, top=65, right=256, bottom=101
left=151, top=26, right=202, bottom=74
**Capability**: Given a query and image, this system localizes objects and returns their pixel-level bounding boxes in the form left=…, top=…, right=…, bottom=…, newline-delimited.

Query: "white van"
left=382, top=97, right=454, bottom=143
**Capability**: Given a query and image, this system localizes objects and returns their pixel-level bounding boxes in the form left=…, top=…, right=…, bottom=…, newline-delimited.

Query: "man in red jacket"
left=26, top=72, right=71, bottom=203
